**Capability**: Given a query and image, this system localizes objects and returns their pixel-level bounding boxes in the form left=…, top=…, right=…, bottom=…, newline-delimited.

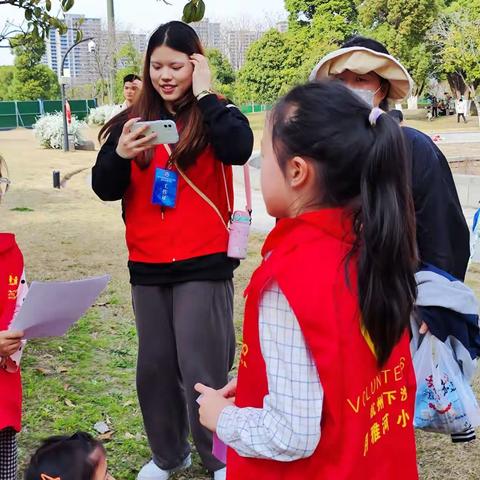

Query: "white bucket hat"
left=309, top=46, right=414, bottom=101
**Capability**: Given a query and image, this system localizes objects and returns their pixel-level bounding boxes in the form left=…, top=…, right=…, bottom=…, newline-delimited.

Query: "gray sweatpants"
left=132, top=280, right=235, bottom=472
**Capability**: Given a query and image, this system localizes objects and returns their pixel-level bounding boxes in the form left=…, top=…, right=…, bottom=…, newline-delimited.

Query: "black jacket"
left=92, top=95, right=254, bottom=285
left=403, top=126, right=469, bottom=280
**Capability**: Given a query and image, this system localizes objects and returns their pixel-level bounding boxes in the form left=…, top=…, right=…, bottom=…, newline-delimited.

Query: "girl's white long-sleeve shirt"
left=217, top=281, right=323, bottom=461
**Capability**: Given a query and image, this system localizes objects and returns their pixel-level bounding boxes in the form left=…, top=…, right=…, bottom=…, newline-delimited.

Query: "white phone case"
left=132, top=120, right=179, bottom=145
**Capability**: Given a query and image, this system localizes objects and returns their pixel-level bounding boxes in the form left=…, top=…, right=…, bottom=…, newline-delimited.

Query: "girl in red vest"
left=0, top=155, right=27, bottom=480
left=92, top=21, right=253, bottom=480
left=196, top=81, right=419, bottom=479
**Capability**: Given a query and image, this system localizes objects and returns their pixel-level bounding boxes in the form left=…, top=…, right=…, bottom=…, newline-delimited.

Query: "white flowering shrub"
left=87, top=105, right=122, bottom=125
left=33, top=112, right=87, bottom=150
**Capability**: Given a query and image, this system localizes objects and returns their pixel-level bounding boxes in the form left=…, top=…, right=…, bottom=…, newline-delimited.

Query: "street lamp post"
left=60, top=37, right=96, bottom=152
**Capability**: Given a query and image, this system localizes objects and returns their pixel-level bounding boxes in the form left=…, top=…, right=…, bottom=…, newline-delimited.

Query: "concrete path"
left=233, top=164, right=274, bottom=234
left=234, top=164, right=479, bottom=238
left=435, top=131, right=480, bottom=144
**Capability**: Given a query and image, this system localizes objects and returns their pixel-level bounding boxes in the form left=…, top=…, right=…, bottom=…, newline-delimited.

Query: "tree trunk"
left=462, top=82, right=480, bottom=125
left=407, top=95, right=418, bottom=110
left=474, top=100, right=480, bottom=127
left=447, top=72, right=466, bottom=98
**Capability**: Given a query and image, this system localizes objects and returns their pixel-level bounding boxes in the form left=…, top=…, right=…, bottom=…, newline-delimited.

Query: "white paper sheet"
left=9, top=275, right=110, bottom=339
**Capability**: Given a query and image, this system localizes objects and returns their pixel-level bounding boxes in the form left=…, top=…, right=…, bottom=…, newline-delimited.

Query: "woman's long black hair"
left=271, top=81, right=418, bottom=366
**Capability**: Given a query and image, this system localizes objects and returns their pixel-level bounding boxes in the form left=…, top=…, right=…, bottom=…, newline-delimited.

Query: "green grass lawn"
left=2, top=124, right=480, bottom=480
left=18, top=235, right=264, bottom=479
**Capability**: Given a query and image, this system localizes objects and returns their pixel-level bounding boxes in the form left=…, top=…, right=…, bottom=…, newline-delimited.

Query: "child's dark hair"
left=271, top=81, right=417, bottom=366
left=25, top=432, right=105, bottom=480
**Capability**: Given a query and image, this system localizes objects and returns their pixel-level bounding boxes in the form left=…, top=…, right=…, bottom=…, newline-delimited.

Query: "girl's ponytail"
left=356, top=109, right=418, bottom=366
left=270, top=82, right=418, bottom=367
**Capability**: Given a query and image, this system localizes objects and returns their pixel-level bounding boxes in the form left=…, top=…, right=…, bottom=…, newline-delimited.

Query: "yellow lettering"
left=347, top=396, right=360, bottom=414
left=240, top=343, right=249, bottom=369
left=370, top=422, right=381, bottom=444
left=376, top=394, right=385, bottom=412
left=394, top=364, right=404, bottom=382
left=382, top=413, right=390, bottom=434
left=383, top=390, right=397, bottom=406
left=397, top=409, right=410, bottom=428
left=381, top=369, right=391, bottom=383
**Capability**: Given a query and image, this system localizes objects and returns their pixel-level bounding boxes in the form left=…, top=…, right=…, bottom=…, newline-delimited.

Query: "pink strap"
left=167, top=143, right=252, bottom=216
left=243, top=164, right=252, bottom=213
left=221, top=163, right=252, bottom=215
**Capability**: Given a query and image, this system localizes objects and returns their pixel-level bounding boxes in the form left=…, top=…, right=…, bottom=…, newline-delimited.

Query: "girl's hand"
left=218, top=377, right=237, bottom=400
left=195, top=383, right=234, bottom=432
left=115, top=118, right=157, bottom=159
left=0, top=330, right=24, bottom=357
left=190, top=54, right=212, bottom=97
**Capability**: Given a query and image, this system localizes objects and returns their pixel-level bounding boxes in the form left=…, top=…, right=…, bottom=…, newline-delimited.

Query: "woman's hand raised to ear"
left=190, top=54, right=212, bottom=98
left=115, top=118, right=157, bottom=160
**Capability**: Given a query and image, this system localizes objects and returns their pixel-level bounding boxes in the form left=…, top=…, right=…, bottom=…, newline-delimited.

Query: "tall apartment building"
left=191, top=18, right=222, bottom=50
left=42, top=14, right=147, bottom=85
left=43, top=14, right=101, bottom=84
left=276, top=21, right=288, bottom=33
left=115, top=31, right=148, bottom=68
left=179, top=17, right=267, bottom=71
left=225, top=30, right=263, bottom=70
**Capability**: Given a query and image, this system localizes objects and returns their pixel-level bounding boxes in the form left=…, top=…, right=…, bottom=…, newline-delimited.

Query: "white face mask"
left=348, top=86, right=382, bottom=107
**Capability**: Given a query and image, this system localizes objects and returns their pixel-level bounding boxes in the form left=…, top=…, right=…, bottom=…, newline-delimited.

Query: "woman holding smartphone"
left=92, top=21, right=253, bottom=480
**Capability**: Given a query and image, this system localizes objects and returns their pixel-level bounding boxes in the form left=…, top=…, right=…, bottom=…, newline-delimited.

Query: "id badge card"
left=152, top=168, right=178, bottom=208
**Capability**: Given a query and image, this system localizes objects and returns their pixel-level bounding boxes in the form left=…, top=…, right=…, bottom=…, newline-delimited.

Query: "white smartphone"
left=131, top=119, right=179, bottom=145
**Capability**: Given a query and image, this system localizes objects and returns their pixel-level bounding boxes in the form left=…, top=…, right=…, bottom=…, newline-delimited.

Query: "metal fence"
left=240, top=103, right=272, bottom=114
left=0, top=99, right=267, bottom=129
left=0, top=99, right=97, bottom=129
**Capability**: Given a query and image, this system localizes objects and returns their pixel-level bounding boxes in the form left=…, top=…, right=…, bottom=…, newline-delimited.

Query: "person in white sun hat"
left=311, top=36, right=473, bottom=444
left=310, top=36, right=469, bottom=283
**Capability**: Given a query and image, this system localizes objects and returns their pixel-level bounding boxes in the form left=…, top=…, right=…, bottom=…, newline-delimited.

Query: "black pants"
left=132, top=280, right=235, bottom=472
left=458, top=113, right=467, bottom=123
left=0, top=428, right=17, bottom=480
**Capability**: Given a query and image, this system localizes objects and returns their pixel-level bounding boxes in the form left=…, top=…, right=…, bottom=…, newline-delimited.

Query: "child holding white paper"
left=0, top=154, right=27, bottom=480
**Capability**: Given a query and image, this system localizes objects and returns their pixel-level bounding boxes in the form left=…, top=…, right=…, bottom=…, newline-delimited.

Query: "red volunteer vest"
left=227, top=209, right=418, bottom=480
left=0, top=233, right=23, bottom=431
left=124, top=145, right=233, bottom=263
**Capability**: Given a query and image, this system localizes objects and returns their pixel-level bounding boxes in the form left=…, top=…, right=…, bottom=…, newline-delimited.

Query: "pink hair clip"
left=369, top=107, right=384, bottom=126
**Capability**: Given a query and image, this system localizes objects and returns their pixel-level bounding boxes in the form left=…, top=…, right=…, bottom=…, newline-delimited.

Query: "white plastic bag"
left=413, top=332, right=480, bottom=433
